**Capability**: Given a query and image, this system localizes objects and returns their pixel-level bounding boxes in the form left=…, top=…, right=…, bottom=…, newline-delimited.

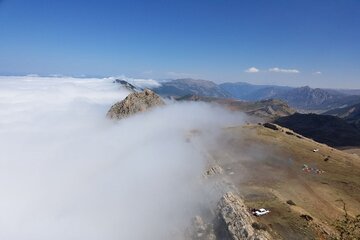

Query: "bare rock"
left=300, top=214, right=313, bottom=221
left=106, top=89, right=165, bottom=120
left=286, top=200, right=296, bottom=206
left=218, top=192, right=272, bottom=240
left=186, top=216, right=217, bottom=240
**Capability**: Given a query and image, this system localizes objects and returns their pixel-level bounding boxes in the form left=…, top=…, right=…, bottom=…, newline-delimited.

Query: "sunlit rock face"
left=107, top=89, right=165, bottom=120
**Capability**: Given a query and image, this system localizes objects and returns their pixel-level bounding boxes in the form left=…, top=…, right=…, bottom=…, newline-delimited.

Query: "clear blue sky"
left=0, top=0, right=359, bottom=88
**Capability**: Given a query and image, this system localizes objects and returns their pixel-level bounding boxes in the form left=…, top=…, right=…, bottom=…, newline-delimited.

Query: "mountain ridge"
left=153, top=78, right=231, bottom=98
left=324, top=102, right=360, bottom=129
left=115, top=78, right=360, bottom=112
left=274, top=113, right=360, bottom=147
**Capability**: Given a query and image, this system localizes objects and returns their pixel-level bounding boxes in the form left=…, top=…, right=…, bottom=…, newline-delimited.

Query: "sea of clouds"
left=0, top=75, right=244, bottom=240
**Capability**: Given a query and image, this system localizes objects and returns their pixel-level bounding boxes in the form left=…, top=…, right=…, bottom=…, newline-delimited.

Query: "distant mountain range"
left=150, top=79, right=360, bottom=111
left=153, top=78, right=231, bottom=98
left=219, top=82, right=291, bottom=101
left=220, top=82, right=360, bottom=111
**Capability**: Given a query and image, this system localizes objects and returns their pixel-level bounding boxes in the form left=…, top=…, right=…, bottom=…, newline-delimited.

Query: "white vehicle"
left=252, top=208, right=270, bottom=216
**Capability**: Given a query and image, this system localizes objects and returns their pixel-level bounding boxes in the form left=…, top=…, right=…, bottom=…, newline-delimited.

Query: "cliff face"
left=217, top=192, right=273, bottom=240
left=107, top=89, right=165, bottom=120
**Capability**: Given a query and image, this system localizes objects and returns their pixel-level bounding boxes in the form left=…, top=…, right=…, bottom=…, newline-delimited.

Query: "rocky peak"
left=106, top=89, right=165, bottom=120
left=113, top=79, right=140, bottom=92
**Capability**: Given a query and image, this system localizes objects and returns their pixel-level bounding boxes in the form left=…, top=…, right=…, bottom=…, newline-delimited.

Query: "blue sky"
left=0, top=0, right=359, bottom=88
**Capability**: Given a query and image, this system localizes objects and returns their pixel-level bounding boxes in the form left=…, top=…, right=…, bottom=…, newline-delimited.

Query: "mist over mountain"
left=177, top=95, right=295, bottom=121
left=1, top=75, right=360, bottom=239
left=0, top=75, right=245, bottom=240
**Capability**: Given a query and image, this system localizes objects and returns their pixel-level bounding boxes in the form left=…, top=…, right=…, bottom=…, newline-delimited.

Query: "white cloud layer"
left=313, top=71, right=322, bottom=75
left=268, top=67, right=300, bottom=73
left=245, top=67, right=260, bottom=73
left=0, top=75, right=244, bottom=240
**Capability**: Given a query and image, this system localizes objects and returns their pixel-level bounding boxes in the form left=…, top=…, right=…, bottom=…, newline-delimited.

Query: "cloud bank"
left=245, top=67, right=260, bottom=73
left=0, top=75, right=244, bottom=240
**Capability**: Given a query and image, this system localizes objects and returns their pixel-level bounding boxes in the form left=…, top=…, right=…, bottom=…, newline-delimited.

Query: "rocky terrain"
left=106, top=89, right=165, bottom=119
left=205, top=123, right=359, bottom=239
left=178, top=122, right=360, bottom=239
left=109, top=81, right=360, bottom=239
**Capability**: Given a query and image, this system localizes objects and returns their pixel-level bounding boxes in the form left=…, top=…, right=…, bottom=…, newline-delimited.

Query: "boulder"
left=286, top=200, right=296, bottom=206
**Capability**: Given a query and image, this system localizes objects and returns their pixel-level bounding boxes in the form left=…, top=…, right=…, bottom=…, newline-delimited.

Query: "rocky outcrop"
left=113, top=79, right=140, bottom=92
left=218, top=192, right=272, bottom=240
left=107, top=89, right=165, bottom=120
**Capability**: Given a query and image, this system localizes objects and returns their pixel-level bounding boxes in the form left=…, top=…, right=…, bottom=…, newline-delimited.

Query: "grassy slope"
left=207, top=124, right=360, bottom=239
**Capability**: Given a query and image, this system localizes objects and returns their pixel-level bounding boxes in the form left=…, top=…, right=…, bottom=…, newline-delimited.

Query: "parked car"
left=252, top=208, right=270, bottom=216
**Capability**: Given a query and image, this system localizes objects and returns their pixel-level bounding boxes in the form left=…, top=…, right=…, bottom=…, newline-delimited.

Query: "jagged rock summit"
left=113, top=79, right=140, bottom=92
left=107, top=89, right=165, bottom=120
